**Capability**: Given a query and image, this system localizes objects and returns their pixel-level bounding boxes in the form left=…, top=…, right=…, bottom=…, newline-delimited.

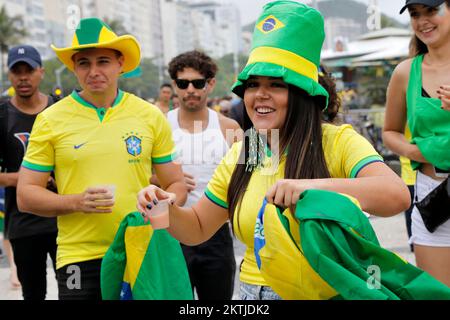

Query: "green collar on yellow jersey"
left=265, top=145, right=289, bottom=158
left=71, top=90, right=125, bottom=121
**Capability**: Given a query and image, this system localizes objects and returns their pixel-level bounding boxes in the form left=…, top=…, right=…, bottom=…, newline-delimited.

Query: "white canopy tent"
left=321, top=28, right=412, bottom=67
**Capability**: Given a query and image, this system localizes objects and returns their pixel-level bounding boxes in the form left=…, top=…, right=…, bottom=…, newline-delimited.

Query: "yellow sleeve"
left=400, top=156, right=416, bottom=185
left=151, top=109, right=177, bottom=164
left=323, top=124, right=383, bottom=178
left=205, top=141, right=242, bottom=209
left=400, top=125, right=416, bottom=185
left=22, top=113, right=55, bottom=172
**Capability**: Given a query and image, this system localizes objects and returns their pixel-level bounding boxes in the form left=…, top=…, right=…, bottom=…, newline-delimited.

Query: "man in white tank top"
left=167, top=51, right=242, bottom=300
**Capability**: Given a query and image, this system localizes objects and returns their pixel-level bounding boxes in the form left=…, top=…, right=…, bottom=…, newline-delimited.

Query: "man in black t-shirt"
left=0, top=45, right=57, bottom=300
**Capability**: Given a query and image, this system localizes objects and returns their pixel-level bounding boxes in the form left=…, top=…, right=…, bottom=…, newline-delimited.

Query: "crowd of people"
left=0, top=0, right=449, bottom=301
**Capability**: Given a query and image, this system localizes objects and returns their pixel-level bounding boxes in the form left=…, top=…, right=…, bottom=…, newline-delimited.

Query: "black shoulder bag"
left=415, top=178, right=450, bottom=233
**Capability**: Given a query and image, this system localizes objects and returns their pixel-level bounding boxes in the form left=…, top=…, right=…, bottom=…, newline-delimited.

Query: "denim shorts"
left=239, top=282, right=282, bottom=300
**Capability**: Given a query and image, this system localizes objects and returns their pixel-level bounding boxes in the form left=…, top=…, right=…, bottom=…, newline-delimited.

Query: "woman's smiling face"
left=408, top=3, right=450, bottom=47
left=244, top=76, right=289, bottom=132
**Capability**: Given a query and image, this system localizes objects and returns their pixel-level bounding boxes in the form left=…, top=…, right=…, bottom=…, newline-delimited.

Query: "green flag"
left=255, top=190, right=450, bottom=300
left=297, top=190, right=450, bottom=300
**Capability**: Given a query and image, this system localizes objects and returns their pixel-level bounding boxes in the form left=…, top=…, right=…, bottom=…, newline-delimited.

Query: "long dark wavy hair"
left=409, top=0, right=450, bottom=57
left=227, top=74, right=340, bottom=234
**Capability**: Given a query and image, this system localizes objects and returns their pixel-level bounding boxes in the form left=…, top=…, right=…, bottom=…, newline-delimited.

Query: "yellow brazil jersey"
left=205, top=123, right=383, bottom=286
left=22, top=90, right=176, bottom=269
left=399, top=126, right=416, bottom=186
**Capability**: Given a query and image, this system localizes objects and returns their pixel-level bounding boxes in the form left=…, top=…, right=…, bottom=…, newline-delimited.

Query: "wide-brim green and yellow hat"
left=232, top=1, right=329, bottom=109
left=51, top=18, right=141, bottom=73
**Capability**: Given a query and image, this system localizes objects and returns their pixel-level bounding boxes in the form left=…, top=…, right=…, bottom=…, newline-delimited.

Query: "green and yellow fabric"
left=254, top=190, right=450, bottom=300
left=254, top=197, right=337, bottom=300
left=232, top=1, right=329, bottom=109
left=51, top=18, right=141, bottom=73
left=101, top=212, right=193, bottom=300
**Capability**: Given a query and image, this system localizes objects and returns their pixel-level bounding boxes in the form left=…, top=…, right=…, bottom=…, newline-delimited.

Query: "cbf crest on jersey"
left=257, top=15, right=285, bottom=34
left=123, top=132, right=142, bottom=157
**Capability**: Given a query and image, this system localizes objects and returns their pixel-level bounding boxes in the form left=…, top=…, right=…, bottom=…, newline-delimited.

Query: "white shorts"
left=410, top=171, right=450, bottom=247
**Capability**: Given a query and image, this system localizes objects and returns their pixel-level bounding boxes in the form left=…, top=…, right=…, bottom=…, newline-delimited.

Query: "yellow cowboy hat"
left=51, top=18, right=141, bottom=73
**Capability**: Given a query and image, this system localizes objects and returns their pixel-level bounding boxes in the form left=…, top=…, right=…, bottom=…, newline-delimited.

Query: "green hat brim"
left=51, top=35, right=141, bottom=73
left=232, top=62, right=329, bottom=110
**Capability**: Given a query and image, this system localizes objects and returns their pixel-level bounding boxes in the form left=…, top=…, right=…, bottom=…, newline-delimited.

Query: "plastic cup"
left=103, top=185, right=116, bottom=200
left=94, top=185, right=116, bottom=209
left=147, top=199, right=170, bottom=230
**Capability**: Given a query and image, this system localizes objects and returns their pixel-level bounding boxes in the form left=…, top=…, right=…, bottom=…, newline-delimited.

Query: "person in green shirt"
left=383, top=0, right=450, bottom=287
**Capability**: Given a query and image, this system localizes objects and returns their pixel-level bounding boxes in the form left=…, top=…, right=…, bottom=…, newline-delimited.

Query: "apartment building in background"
left=188, top=0, right=242, bottom=58
left=160, top=0, right=195, bottom=65
left=1, top=0, right=242, bottom=69
left=160, top=0, right=242, bottom=64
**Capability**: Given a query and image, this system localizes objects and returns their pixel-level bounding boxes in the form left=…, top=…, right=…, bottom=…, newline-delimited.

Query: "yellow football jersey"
left=206, top=123, right=383, bottom=286
left=23, top=90, right=176, bottom=269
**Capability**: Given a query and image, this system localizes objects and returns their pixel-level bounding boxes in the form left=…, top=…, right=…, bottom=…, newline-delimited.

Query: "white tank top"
left=167, top=108, right=229, bottom=207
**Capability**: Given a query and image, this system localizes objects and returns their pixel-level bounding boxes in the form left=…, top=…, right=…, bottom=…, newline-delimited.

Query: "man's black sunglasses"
left=175, top=79, right=208, bottom=90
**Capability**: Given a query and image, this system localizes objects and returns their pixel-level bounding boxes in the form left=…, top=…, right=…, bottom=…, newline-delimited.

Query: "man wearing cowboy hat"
left=16, top=18, right=187, bottom=300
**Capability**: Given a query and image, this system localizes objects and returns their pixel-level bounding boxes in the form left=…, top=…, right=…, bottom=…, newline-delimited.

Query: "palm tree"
left=0, top=5, right=28, bottom=91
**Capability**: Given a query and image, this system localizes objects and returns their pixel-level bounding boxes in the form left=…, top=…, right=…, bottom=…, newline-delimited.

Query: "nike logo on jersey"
left=74, top=143, right=87, bottom=150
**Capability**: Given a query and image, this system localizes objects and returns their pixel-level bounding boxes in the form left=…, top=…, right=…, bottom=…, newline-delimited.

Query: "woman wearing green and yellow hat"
left=138, top=1, right=411, bottom=299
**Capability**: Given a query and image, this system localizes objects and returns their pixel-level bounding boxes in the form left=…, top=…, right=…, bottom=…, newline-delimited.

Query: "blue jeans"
left=239, top=282, right=282, bottom=300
